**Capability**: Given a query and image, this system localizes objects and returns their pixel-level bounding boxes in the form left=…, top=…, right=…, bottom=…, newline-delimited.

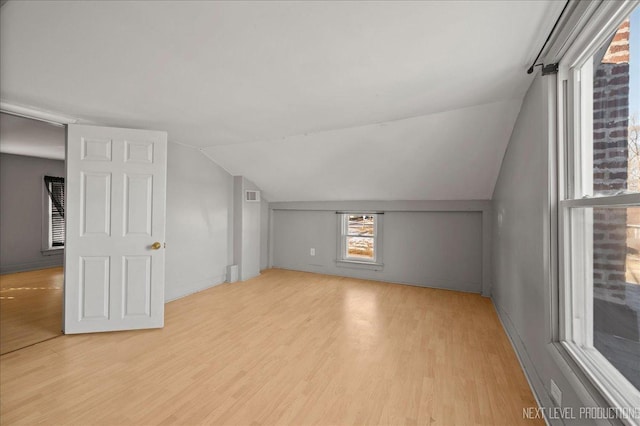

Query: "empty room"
left=0, top=1, right=639, bottom=425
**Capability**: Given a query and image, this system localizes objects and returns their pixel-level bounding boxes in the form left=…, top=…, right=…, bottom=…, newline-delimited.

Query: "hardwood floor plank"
left=0, top=269, right=542, bottom=425
left=0, top=267, right=63, bottom=355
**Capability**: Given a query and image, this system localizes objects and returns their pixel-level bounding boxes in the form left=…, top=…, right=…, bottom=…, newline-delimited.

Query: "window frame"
left=557, top=0, right=640, bottom=420
left=336, top=212, right=384, bottom=269
left=41, top=175, right=65, bottom=254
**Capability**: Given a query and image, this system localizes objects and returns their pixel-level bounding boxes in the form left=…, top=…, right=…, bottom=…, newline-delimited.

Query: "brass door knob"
left=151, top=242, right=162, bottom=250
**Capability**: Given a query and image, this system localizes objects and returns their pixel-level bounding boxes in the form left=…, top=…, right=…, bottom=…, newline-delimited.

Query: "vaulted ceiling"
left=0, top=1, right=562, bottom=201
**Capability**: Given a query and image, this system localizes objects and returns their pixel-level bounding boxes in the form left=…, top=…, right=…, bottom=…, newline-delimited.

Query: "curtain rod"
left=527, top=0, right=571, bottom=75
left=335, top=211, right=384, bottom=215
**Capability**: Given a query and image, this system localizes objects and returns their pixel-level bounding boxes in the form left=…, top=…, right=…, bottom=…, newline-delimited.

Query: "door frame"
left=1, top=102, right=77, bottom=333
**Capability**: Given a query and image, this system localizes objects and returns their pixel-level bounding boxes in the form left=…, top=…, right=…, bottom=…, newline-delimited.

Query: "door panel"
left=81, top=138, right=112, bottom=161
left=122, top=255, right=151, bottom=317
left=124, top=174, right=153, bottom=236
left=79, top=256, right=110, bottom=320
left=65, top=124, right=167, bottom=334
left=80, top=172, right=111, bottom=236
left=124, top=140, right=154, bottom=163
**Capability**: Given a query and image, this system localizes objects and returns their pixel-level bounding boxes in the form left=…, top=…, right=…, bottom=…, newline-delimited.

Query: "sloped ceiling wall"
left=0, top=1, right=562, bottom=201
left=203, top=99, right=521, bottom=201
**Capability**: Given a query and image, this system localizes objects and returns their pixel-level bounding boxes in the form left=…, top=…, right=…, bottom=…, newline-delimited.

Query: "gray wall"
left=241, top=178, right=261, bottom=280
left=0, top=153, right=65, bottom=273
left=492, top=74, right=603, bottom=424
left=233, top=176, right=243, bottom=276
left=271, top=203, right=484, bottom=293
left=165, top=143, right=233, bottom=301
left=232, top=176, right=262, bottom=281
left=260, top=198, right=269, bottom=271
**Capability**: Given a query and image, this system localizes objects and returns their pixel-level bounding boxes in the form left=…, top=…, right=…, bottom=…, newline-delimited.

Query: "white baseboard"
left=271, top=265, right=482, bottom=294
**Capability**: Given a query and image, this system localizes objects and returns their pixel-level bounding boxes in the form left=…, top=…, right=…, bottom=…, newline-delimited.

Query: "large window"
left=44, top=176, right=65, bottom=249
left=559, top=2, right=640, bottom=417
left=338, top=213, right=381, bottom=264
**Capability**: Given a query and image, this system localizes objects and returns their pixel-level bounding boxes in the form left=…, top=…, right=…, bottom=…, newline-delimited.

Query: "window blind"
left=44, top=176, right=65, bottom=247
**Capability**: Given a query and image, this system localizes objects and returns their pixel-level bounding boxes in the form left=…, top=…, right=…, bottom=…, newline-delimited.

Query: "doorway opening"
left=0, top=112, right=66, bottom=354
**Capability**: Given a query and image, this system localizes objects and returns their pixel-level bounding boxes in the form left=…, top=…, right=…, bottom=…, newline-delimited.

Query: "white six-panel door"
left=64, top=125, right=167, bottom=334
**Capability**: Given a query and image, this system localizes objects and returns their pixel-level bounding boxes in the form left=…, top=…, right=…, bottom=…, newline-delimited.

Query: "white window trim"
left=41, top=175, right=64, bottom=254
left=563, top=341, right=640, bottom=419
left=557, top=1, right=640, bottom=422
left=342, top=214, right=378, bottom=263
left=335, top=213, right=384, bottom=269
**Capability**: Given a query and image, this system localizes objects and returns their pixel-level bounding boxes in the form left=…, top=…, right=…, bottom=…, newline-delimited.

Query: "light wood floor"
left=0, top=267, right=63, bottom=355
left=0, top=269, right=541, bottom=425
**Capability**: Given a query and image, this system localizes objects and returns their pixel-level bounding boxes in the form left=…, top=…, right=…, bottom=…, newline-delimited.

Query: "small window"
left=339, top=214, right=379, bottom=263
left=44, top=176, right=65, bottom=248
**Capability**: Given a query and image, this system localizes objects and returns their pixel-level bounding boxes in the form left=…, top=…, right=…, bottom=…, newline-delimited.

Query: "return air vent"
left=245, top=190, right=260, bottom=202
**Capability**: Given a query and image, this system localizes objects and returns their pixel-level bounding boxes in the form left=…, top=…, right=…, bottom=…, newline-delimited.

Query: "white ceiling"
left=0, top=113, right=66, bottom=160
left=0, top=1, right=561, bottom=201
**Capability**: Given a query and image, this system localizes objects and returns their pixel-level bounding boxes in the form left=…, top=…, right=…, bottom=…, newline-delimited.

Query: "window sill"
left=41, top=248, right=64, bottom=256
left=561, top=341, right=640, bottom=426
left=335, top=259, right=383, bottom=271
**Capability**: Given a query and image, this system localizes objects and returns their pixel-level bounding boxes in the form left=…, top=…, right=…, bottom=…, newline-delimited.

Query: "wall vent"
left=245, top=190, right=260, bottom=202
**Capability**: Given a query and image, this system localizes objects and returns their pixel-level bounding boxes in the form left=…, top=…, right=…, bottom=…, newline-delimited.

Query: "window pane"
left=346, top=236, right=374, bottom=260
left=347, top=215, right=375, bottom=236
left=576, top=206, right=640, bottom=389
left=591, top=8, right=639, bottom=196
